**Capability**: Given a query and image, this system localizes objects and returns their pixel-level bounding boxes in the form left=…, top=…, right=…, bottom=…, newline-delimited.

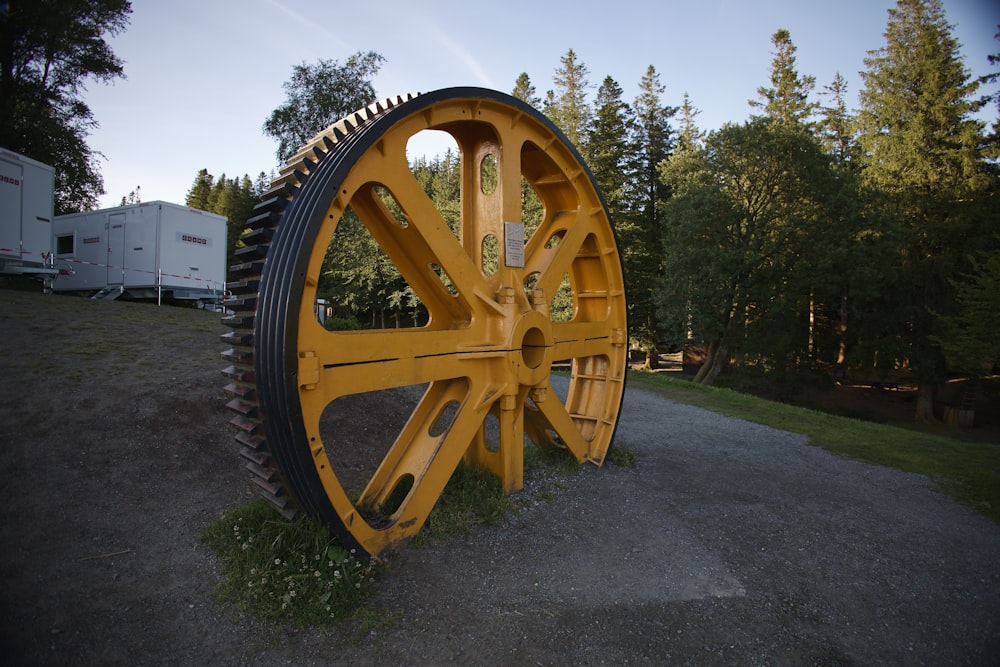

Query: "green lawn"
left=627, top=371, right=1000, bottom=524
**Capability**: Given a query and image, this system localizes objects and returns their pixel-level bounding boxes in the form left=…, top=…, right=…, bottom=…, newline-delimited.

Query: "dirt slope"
left=1, top=287, right=997, bottom=666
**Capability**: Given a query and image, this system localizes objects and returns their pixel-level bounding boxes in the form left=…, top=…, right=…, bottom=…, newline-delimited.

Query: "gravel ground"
left=1, top=287, right=998, bottom=666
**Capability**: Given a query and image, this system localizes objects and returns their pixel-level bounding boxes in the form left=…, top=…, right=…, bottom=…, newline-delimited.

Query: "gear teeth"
left=254, top=195, right=287, bottom=212
left=220, top=330, right=252, bottom=346
left=265, top=171, right=299, bottom=191
left=222, top=365, right=253, bottom=382
left=228, top=260, right=265, bottom=278
left=224, top=381, right=255, bottom=401
left=223, top=92, right=421, bottom=524
left=240, top=226, right=273, bottom=246
left=224, top=279, right=259, bottom=295
left=234, top=243, right=268, bottom=261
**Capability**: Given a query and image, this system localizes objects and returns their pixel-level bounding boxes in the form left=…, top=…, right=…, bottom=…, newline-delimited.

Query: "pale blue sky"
left=84, top=0, right=998, bottom=209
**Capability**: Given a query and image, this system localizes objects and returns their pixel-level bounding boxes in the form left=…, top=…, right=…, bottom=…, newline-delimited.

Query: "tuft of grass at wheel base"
left=202, top=498, right=380, bottom=627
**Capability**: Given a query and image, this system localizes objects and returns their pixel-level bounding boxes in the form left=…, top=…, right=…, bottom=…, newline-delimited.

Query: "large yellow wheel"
left=223, top=88, right=627, bottom=559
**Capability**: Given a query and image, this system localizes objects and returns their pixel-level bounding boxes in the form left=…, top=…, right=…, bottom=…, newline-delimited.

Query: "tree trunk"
left=696, top=340, right=729, bottom=385
left=693, top=340, right=717, bottom=384
left=914, top=383, right=937, bottom=423
left=836, top=291, right=848, bottom=372
left=808, top=288, right=815, bottom=360
left=644, top=346, right=660, bottom=371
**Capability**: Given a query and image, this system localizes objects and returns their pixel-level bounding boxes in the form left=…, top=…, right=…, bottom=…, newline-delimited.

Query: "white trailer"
left=52, top=201, right=227, bottom=302
left=0, top=148, right=57, bottom=280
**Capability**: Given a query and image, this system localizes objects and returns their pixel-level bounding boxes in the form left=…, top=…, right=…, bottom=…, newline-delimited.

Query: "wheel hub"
left=506, top=303, right=554, bottom=386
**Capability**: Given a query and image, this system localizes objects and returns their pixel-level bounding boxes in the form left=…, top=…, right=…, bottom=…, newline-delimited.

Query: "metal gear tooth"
left=274, top=167, right=300, bottom=186
left=262, top=180, right=298, bottom=200
left=253, top=196, right=287, bottom=215
left=235, top=431, right=265, bottom=450
left=221, top=347, right=252, bottom=365
left=234, top=243, right=267, bottom=260
left=221, top=314, right=254, bottom=330
left=241, top=226, right=273, bottom=246
left=246, top=210, right=278, bottom=231
left=226, top=278, right=260, bottom=294
left=224, top=381, right=255, bottom=401
left=221, top=330, right=253, bottom=346
left=228, top=260, right=265, bottom=278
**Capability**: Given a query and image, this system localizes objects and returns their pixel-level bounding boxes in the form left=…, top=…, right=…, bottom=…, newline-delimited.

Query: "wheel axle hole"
left=521, top=326, right=547, bottom=369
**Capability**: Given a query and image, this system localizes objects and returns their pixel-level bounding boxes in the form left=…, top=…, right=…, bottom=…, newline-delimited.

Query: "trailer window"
left=56, top=234, right=74, bottom=255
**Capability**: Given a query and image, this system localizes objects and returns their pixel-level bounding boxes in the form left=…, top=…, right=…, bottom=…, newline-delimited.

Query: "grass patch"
left=204, top=437, right=637, bottom=627
left=524, top=442, right=582, bottom=475
left=201, top=498, right=380, bottom=627
left=416, top=459, right=509, bottom=540
left=605, top=444, right=637, bottom=468
left=203, top=460, right=514, bottom=627
left=628, top=371, right=1000, bottom=523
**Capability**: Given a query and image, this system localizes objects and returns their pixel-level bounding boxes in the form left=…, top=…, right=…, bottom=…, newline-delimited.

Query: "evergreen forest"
left=183, top=0, right=997, bottom=420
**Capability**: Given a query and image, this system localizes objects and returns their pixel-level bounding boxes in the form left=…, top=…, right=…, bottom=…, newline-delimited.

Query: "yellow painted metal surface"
left=286, top=93, right=626, bottom=556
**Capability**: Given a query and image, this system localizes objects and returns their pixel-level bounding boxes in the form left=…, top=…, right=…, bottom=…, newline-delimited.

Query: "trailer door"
left=0, top=158, right=23, bottom=261
left=107, top=212, right=125, bottom=285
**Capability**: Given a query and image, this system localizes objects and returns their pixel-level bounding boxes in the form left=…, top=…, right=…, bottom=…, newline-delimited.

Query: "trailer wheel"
left=223, top=88, right=627, bottom=559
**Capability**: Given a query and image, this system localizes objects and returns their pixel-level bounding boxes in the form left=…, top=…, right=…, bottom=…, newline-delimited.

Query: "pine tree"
left=512, top=72, right=542, bottom=108
left=817, top=73, right=858, bottom=163
left=750, top=29, right=818, bottom=125
left=543, top=49, right=591, bottom=149
left=634, top=66, right=677, bottom=222
left=586, top=77, right=638, bottom=219
left=677, top=92, right=704, bottom=150
left=630, top=65, right=677, bottom=368
left=856, top=0, right=993, bottom=421
left=184, top=170, right=263, bottom=272
left=185, top=169, right=214, bottom=211
left=979, top=28, right=1000, bottom=158
left=814, top=73, right=871, bottom=371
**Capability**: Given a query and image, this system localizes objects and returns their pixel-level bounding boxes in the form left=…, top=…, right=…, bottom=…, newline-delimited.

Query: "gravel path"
left=1, top=289, right=997, bottom=665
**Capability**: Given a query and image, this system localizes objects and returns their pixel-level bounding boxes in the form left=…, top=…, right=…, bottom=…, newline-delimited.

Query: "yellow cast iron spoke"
left=346, top=156, right=495, bottom=317
left=550, top=319, right=617, bottom=362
